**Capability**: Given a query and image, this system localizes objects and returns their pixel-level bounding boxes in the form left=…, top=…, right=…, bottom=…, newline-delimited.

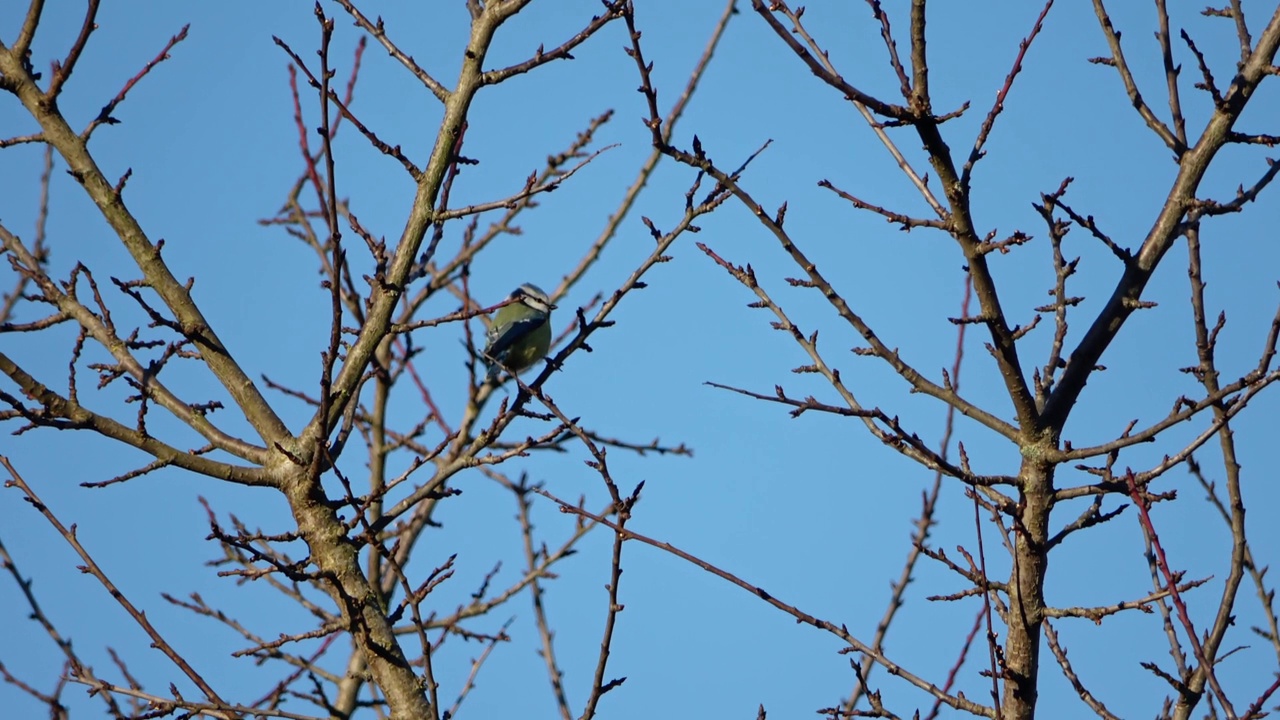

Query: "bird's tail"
left=485, top=360, right=501, bottom=381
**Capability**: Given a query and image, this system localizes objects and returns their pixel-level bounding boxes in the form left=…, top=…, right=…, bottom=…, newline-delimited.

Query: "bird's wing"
left=483, top=315, right=548, bottom=363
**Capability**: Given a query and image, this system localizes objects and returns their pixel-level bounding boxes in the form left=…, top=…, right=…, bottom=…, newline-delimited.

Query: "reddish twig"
left=1124, top=471, right=1235, bottom=717
left=82, top=25, right=189, bottom=139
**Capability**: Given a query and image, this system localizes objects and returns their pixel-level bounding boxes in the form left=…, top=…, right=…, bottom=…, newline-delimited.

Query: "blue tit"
left=482, top=283, right=556, bottom=380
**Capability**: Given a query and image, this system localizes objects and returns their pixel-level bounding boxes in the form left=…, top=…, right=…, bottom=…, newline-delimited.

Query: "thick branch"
left=1043, top=7, right=1280, bottom=431
left=0, top=41, right=293, bottom=451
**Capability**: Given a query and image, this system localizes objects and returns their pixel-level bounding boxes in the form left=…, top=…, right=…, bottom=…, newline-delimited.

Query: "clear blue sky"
left=3, top=2, right=1279, bottom=718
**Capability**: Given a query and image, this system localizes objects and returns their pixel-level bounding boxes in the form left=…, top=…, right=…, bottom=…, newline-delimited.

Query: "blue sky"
left=3, top=2, right=1279, bottom=718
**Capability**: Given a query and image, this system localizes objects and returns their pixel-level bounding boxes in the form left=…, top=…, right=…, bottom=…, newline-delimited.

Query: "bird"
left=481, top=283, right=556, bottom=381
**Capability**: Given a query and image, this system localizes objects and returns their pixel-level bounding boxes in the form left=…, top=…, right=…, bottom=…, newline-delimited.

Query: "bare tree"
left=2, top=2, right=1279, bottom=720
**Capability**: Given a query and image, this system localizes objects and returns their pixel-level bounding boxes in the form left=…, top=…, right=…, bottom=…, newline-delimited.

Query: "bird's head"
left=512, top=283, right=556, bottom=315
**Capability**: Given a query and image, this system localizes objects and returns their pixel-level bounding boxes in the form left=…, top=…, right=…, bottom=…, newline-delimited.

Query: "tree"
left=2, top=2, right=1279, bottom=719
